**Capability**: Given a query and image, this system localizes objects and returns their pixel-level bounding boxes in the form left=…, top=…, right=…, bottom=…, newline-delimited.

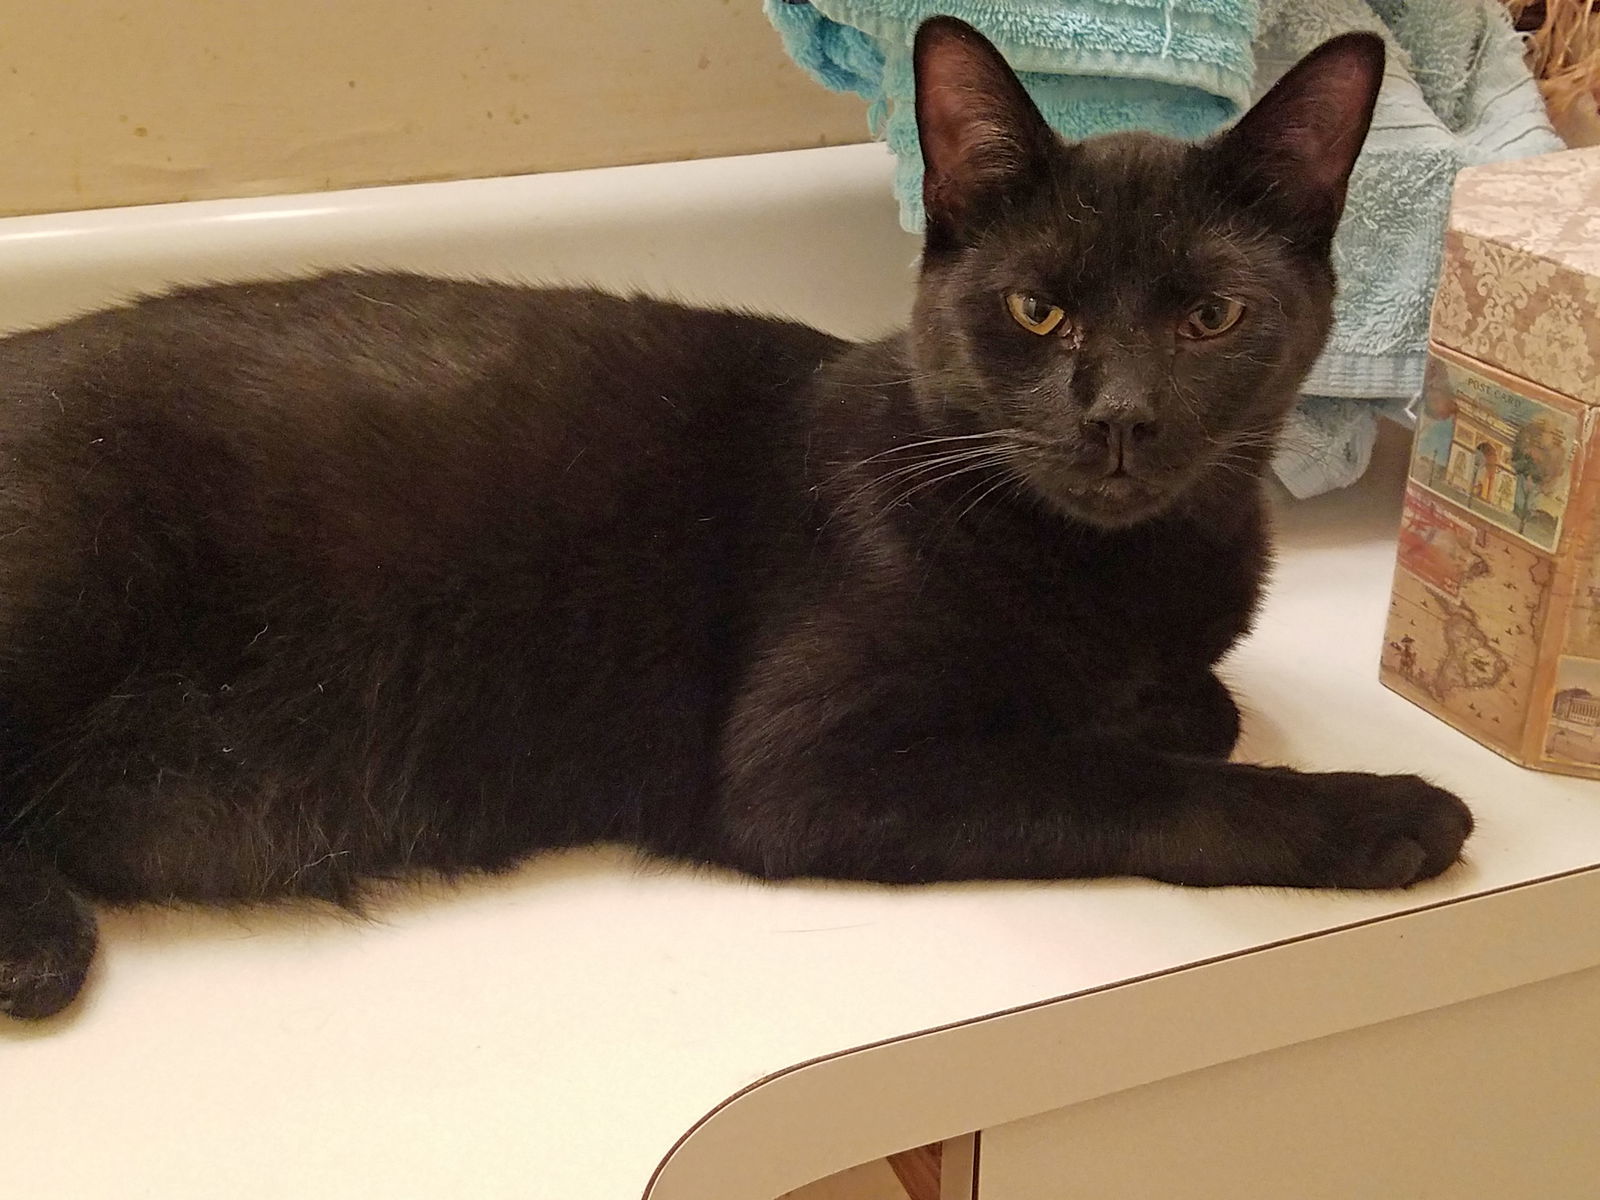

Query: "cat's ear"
left=1210, top=32, right=1385, bottom=247
left=913, top=17, right=1055, bottom=252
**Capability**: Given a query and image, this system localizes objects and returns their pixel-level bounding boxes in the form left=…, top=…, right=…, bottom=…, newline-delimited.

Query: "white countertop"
left=3, top=146, right=1597, bottom=1200
left=9, top=426, right=1600, bottom=1200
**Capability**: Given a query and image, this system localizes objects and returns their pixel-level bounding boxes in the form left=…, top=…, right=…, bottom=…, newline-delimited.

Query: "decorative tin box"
left=1381, top=147, right=1600, bottom=777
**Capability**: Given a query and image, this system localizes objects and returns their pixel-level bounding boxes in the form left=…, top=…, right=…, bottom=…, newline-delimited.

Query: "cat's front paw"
left=1171, top=671, right=1242, bottom=758
left=1299, top=772, right=1473, bottom=889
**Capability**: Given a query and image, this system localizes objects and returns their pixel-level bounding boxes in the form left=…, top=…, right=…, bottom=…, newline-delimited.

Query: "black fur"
left=0, top=21, right=1469, bottom=1019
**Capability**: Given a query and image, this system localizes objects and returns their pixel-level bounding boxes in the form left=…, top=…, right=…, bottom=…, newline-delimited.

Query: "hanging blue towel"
left=767, top=0, right=1562, bottom=498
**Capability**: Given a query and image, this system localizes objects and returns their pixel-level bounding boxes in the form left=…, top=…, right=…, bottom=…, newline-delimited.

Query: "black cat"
left=0, top=19, right=1471, bottom=1020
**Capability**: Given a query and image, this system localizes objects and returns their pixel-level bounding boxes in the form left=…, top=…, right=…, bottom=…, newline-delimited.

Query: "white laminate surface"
left=3, top=147, right=1597, bottom=1200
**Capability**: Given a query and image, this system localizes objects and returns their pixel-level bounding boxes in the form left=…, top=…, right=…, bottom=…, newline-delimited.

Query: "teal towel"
left=767, top=0, right=1256, bottom=230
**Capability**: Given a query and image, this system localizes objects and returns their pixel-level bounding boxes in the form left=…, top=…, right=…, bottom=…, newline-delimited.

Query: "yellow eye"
left=1180, top=296, right=1245, bottom=339
left=1005, top=292, right=1068, bottom=336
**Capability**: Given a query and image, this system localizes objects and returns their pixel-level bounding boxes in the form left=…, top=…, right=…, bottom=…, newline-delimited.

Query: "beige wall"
left=1, top=2, right=870, bottom=217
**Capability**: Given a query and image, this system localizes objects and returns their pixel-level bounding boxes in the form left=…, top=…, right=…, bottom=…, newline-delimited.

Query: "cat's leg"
left=0, top=843, right=98, bottom=1019
left=713, top=725, right=1471, bottom=890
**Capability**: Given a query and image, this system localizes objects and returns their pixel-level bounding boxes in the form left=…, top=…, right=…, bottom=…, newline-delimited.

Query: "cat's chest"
left=910, top=510, right=1266, bottom=676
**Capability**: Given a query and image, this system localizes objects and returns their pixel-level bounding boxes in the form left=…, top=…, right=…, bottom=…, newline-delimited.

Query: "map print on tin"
left=1566, top=532, right=1600, bottom=660
left=1410, top=355, right=1579, bottom=553
left=1385, top=503, right=1554, bottom=748
left=1545, top=657, right=1600, bottom=767
left=1397, top=493, right=1481, bottom=598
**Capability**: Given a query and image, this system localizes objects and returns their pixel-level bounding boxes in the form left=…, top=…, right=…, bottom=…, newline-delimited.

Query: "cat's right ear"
left=914, top=17, right=1054, bottom=252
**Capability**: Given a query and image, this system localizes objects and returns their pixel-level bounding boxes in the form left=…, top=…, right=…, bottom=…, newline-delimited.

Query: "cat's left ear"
left=1210, top=32, right=1385, bottom=248
left=914, top=17, right=1056, bottom=252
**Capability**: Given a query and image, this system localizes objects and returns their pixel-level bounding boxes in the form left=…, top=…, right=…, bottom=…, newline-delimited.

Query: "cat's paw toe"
left=1318, top=774, right=1473, bottom=889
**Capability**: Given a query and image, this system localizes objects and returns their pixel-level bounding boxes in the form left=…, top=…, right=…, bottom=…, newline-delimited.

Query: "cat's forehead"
left=995, top=132, right=1263, bottom=304
left=1060, top=131, right=1197, bottom=213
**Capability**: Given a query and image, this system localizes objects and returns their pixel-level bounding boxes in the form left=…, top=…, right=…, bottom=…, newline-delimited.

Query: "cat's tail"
left=0, top=841, right=97, bottom=1020
left=0, top=706, right=98, bottom=1021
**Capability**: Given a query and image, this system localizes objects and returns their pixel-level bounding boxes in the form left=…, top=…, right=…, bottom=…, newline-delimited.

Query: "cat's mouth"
left=1065, top=474, right=1173, bottom=527
left=1016, top=456, right=1177, bottom=528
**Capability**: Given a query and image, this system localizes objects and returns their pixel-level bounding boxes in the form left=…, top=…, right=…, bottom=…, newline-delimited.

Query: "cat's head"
left=907, top=18, right=1384, bottom=528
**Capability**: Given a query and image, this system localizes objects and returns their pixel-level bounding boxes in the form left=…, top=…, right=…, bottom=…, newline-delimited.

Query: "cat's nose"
left=1081, top=399, right=1157, bottom=469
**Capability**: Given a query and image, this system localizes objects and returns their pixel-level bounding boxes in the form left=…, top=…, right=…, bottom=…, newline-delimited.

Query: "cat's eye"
left=1179, top=296, right=1246, bottom=339
left=1005, top=292, right=1068, bottom=336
